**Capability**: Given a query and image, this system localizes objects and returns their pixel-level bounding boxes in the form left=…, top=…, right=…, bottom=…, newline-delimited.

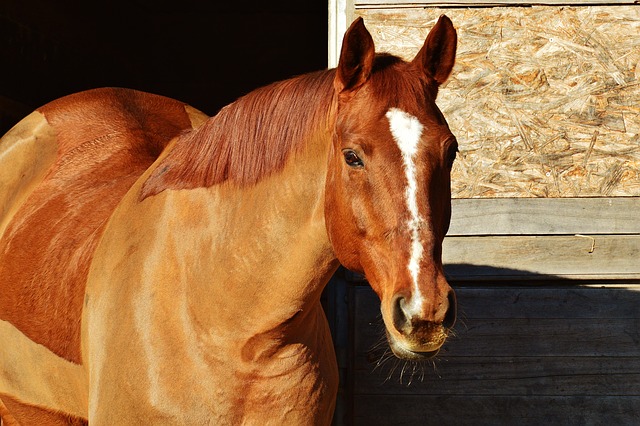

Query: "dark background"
left=0, top=0, right=327, bottom=134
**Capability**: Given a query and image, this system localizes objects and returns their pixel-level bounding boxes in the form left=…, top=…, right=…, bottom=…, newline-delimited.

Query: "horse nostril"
left=443, top=290, right=457, bottom=329
left=392, top=295, right=411, bottom=334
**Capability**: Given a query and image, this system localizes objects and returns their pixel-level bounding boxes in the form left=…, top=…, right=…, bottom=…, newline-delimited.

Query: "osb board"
left=356, top=6, right=640, bottom=198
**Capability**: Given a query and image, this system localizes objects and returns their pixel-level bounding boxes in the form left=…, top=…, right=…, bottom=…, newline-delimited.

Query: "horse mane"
left=140, top=70, right=337, bottom=199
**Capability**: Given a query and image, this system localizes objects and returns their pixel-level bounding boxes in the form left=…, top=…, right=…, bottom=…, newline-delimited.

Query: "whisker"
left=385, top=360, right=400, bottom=383
left=399, top=362, right=408, bottom=384
left=373, top=350, right=395, bottom=372
left=365, top=315, right=461, bottom=385
left=430, top=358, right=442, bottom=379
left=407, top=363, right=417, bottom=386
left=419, top=363, right=426, bottom=382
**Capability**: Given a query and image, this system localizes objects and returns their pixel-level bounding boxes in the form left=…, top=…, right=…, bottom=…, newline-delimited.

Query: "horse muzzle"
left=385, top=322, right=448, bottom=360
left=384, top=290, right=456, bottom=360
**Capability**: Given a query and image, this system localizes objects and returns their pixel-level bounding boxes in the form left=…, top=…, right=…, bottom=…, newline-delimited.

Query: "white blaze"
left=386, top=108, right=425, bottom=313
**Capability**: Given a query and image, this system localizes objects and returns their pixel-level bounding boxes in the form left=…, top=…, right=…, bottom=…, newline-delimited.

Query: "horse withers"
left=0, top=15, right=458, bottom=425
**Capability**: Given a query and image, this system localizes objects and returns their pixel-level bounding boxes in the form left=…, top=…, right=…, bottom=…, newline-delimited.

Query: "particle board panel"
left=356, top=6, right=640, bottom=198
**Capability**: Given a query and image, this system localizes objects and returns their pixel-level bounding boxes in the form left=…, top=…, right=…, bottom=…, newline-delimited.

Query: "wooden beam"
left=328, top=0, right=355, bottom=68
left=352, top=395, right=640, bottom=424
left=449, top=197, right=640, bottom=236
left=443, top=234, right=640, bottom=280
left=355, top=357, right=640, bottom=394
left=355, top=0, right=639, bottom=7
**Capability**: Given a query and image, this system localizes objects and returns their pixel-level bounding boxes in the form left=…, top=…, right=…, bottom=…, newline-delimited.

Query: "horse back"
left=0, top=88, right=206, bottom=364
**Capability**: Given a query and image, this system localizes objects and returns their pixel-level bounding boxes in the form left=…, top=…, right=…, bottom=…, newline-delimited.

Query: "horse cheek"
left=324, top=182, right=362, bottom=273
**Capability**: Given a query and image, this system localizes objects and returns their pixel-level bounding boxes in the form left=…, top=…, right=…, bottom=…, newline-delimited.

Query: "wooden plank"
left=354, top=356, right=640, bottom=395
left=442, top=235, right=640, bottom=279
left=323, top=274, right=351, bottom=423
left=355, top=312, right=640, bottom=359
left=447, top=286, right=640, bottom=319
left=352, top=395, right=640, bottom=426
left=352, top=284, right=640, bottom=359
left=449, top=197, right=640, bottom=236
left=356, top=316, right=640, bottom=358
left=353, top=285, right=640, bottom=320
left=356, top=6, right=640, bottom=198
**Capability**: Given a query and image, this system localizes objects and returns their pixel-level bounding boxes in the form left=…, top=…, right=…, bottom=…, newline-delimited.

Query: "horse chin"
left=386, top=332, right=443, bottom=361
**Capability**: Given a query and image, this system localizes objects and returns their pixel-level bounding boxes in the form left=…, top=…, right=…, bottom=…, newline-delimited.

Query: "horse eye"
left=343, top=149, right=364, bottom=168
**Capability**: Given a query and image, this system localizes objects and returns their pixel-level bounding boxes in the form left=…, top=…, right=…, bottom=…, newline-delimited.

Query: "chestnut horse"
left=0, top=16, right=458, bottom=425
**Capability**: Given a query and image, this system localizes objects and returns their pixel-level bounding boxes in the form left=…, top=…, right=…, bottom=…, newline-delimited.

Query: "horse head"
left=325, top=16, right=458, bottom=360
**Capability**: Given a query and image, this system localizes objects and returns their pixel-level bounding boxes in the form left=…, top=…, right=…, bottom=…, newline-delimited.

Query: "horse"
left=0, top=15, right=458, bottom=425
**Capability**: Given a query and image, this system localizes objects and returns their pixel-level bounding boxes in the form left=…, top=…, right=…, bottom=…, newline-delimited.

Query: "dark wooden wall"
left=0, top=0, right=327, bottom=135
left=347, top=283, right=640, bottom=425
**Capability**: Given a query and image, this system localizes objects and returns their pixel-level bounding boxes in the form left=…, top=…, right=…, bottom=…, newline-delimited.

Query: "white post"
left=328, top=0, right=355, bottom=68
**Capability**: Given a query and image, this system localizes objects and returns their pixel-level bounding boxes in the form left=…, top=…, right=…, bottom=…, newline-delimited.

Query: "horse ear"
left=412, top=15, right=457, bottom=87
left=334, top=17, right=375, bottom=94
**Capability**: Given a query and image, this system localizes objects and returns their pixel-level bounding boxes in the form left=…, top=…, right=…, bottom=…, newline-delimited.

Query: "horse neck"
left=188, top=133, right=339, bottom=340
left=135, top=73, right=341, bottom=346
left=82, top=80, right=341, bottom=411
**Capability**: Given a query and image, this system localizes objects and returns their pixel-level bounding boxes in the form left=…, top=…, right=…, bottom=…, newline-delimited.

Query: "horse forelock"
left=140, top=70, right=336, bottom=199
left=368, top=54, right=443, bottom=123
left=335, top=54, right=444, bottom=140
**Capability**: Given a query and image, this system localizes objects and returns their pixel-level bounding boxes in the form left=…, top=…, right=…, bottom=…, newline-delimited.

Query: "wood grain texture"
left=355, top=356, right=640, bottom=395
left=444, top=197, right=640, bottom=280
left=443, top=235, right=640, bottom=279
left=352, top=395, right=640, bottom=425
left=347, top=284, right=640, bottom=425
left=449, top=197, right=640, bottom=236
left=357, top=6, right=640, bottom=198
